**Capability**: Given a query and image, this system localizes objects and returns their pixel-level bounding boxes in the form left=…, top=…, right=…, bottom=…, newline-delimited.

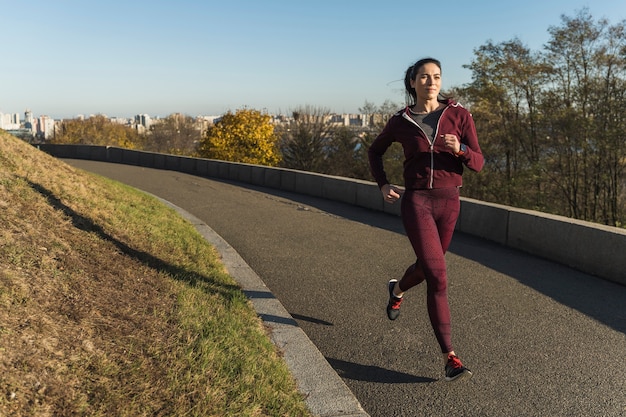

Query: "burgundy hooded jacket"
left=368, top=99, right=484, bottom=190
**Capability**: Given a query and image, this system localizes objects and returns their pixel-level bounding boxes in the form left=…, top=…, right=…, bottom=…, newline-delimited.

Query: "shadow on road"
left=291, top=313, right=334, bottom=326
left=326, top=357, right=437, bottom=384
left=449, top=232, right=626, bottom=336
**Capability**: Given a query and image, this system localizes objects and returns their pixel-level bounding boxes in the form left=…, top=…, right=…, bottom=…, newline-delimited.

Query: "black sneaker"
left=386, top=279, right=403, bottom=320
left=445, top=354, right=473, bottom=382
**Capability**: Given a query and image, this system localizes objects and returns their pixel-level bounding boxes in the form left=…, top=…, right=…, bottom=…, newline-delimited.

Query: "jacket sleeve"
left=368, top=118, right=396, bottom=188
left=458, top=111, right=484, bottom=172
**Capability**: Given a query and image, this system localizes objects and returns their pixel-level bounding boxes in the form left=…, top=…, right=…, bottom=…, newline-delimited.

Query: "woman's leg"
left=397, top=261, right=425, bottom=293
left=400, top=189, right=460, bottom=353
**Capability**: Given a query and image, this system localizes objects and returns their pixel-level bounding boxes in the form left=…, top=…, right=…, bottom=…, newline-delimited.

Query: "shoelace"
left=389, top=296, right=403, bottom=309
left=447, top=355, right=463, bottom=369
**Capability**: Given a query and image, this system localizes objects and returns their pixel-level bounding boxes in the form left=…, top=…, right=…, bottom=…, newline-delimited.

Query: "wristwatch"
left=455, top=144, right=467, bottom=157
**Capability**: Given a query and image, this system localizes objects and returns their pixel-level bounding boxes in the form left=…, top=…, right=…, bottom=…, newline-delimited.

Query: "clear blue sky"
left=1, top=0, right=624, bottom=119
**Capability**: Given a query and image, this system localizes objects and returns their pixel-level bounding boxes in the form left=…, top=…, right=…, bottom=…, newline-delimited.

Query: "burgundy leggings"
left=398, top=187, right=460, bottom=353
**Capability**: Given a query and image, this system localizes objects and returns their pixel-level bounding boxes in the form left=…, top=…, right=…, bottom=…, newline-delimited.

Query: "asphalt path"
left=64, top=160, right=626, bottom=417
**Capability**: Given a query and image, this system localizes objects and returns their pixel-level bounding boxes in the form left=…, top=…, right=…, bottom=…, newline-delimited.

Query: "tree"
left=461, top=38, right=548, bottom=208
left=358, top=100, right=377, bottom=130
left=323, top=126, right=362, bottom=178
left=197, top=108, right=281, bottom=166
left=541, top=8, right=626, bottom=224
left=278, top=105, right=331, bottom=172
left=352, top=100, right=404, bottom=184
left=461, top=8, right=626, bottom=226
left=378, top=99, right=401, bottom=125
left=146, top=113, right=201, bottom=156
left=53, top=115, right=142, bottom=149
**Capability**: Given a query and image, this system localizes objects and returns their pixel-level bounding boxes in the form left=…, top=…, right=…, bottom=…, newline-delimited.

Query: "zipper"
left=402, top=106, right=449, bottom=189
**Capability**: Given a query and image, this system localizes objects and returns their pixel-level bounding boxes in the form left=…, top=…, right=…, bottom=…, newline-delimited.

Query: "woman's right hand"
left=381, top=184, right=402, bottom=204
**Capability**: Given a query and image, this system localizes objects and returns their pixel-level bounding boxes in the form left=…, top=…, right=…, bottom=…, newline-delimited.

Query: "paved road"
left=65, top=160, right=626, bottom=417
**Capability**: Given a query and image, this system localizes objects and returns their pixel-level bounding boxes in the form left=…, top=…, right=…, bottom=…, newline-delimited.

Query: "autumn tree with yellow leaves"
left=197, top=108, right=281, bottom=166
left=53, top=115, right=143, bottom=149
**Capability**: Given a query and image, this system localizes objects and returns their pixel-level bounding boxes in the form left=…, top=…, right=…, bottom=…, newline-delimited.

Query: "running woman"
left=368, top=57, right=484, bottom=382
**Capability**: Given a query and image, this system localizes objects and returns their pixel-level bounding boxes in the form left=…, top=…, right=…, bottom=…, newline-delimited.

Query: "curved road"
left=66, top=160, right=625, bottom=417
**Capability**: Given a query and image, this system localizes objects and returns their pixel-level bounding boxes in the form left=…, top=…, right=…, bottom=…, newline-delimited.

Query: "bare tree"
left=146, top=114, right=202, bottom=156
left=323, top=126, right=362, bottom=178
left=278, top=105, right=331, bottom=172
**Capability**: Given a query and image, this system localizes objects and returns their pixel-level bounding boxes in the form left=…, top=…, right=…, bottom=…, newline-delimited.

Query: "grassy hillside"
left=0, top=131, right=311, bottom=416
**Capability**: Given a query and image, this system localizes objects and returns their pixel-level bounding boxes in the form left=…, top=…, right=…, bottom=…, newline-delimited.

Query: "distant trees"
left=52, top=113, right=202, bottom=155
left=146, top=114, right=202, bottom=156
left=197, top=108, right=281, bottom=166
left=356, top=100, right=404, bottom=185
left=460, top=8, right=626, bottom=226
left=276, top=102, right=401, bottom=180
left=53, top=115, right=143, bottom=148
left=277, top=105, right=332, bottom=172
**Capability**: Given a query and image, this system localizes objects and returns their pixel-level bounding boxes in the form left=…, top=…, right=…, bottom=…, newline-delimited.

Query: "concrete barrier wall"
left=37, top=144, right=626, bottom=286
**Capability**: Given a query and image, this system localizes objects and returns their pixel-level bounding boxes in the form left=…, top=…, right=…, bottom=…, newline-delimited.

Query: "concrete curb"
left=155, top=196, right=369, bottom=417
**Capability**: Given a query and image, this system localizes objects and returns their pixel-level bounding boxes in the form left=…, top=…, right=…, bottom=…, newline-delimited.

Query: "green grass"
left=0, top=131, right=312, bottom=416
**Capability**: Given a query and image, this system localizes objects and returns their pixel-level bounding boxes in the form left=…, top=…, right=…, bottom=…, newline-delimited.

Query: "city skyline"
left=0, top=107, right=372, bottom=125
left=1, top=1, right=625, bottom=120
left=0, top=108, right=374, bottom=141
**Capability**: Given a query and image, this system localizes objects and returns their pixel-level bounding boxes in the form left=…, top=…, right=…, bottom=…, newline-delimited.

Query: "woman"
left=368, top=57, right=484, bottom=382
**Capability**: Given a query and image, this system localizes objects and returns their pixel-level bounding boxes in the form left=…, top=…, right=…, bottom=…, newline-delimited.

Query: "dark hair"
left=404, top=57, right=446, bottom=106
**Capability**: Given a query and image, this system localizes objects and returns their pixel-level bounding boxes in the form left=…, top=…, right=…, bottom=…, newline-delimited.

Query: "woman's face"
left=410, top=62, right=441, bottom=101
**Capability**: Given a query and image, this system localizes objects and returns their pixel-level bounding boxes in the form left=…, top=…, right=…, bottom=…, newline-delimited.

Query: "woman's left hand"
left=440, top=134, right=460, bottom=154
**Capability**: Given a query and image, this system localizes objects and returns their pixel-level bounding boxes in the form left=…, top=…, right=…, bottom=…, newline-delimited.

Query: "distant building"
left=0, top=112, right=20, bottom=130
left=135, top=114, right=152, bottom=129
left=24, top=109, right=34, bottom=130
left=6, top=129, right=34, bottom=141
left=198, top=115, right=222, bottom=124
left=37, top=115, right=56, bottom=140
left=110, top=117, right=131, bottom=125
left=327, top=113, right=367, bottom=127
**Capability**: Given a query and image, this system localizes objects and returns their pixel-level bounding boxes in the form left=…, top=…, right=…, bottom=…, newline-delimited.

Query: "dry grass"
left=0, top=131, right=312, bottom=416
